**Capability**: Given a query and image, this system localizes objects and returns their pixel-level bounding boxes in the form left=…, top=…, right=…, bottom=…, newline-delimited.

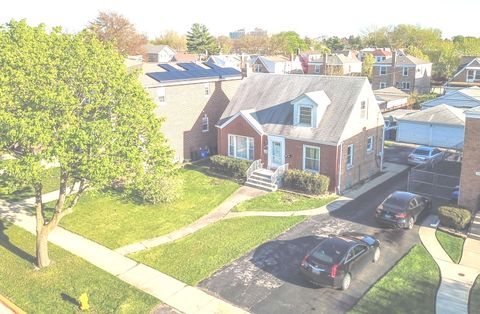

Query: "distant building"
left=249, top=28, right=268, bottom=37
left=421, top=86, right=480, bottom=110
left=306, top=52, right=361, bottom=76
left=445, top=56, right=480, bottom=90
left=251, top=55, right=303, bottom=74
left=143, top=44, right=176, bottom=63
left=138, top=62, right=244, bottom=161
left=229, top=28, right=246, bottom=39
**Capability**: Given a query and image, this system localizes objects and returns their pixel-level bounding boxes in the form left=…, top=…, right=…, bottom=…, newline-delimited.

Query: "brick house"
left=372, top=52, right=432, bottom=94
left=459, top=106, right=480, bottom=212
left=306, top=52, right=362, bottom=76
left=445, top=56, right=480, bottom=90
left=139, top=62, right=243, bottom=161
left=216, top=74, right=385, bottom=193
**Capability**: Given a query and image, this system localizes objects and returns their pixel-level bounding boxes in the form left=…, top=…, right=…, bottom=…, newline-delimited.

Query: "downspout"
left=337, top=142, right=343, bottom=194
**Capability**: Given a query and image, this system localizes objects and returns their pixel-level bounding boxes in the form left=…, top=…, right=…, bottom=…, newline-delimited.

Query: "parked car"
left=407, top=146, right=444, bottom=166
left=375, top=191, right=431, bottom=229
left=299, top=233, right=380, bottom=291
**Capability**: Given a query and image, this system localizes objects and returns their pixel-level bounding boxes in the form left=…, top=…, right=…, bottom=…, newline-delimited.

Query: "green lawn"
left=130, top=216, right=304, bottom=285
left=46, top=167, right=239, bottom=249
left=0, top=166, right=60, bottom=202
left=436, top=230, right=465, bottom=263
left=471, top=276, right=480, bottom=314
left=232, top=191, right=338, bottom=212
left=0, top=221, right=158, bottom=313
left=350, top=245, right=440, bottom=314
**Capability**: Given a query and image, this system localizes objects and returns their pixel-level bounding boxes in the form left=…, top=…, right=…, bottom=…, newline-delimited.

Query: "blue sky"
left=1, top=0, right=479, bottom=39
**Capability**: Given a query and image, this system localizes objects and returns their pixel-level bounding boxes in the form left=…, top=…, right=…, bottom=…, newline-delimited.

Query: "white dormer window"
left=299, top=106, right=313, bottom=125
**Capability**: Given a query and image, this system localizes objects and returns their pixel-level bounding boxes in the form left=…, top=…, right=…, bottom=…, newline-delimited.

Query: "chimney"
left=323, top=53, right=328, bottom=75
left=391, top=50, right=396, bottom=88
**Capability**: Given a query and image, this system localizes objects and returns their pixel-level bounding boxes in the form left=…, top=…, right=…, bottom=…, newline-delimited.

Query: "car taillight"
left=301, top=255, right=309, bottom=267
left=330, top=264, right=338, bottom=278
left=395, top=213, right=407, bottom=218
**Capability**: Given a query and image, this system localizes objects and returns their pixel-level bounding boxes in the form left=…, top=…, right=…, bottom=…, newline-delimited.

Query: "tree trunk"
left=36, top=227, right=50, bottom=268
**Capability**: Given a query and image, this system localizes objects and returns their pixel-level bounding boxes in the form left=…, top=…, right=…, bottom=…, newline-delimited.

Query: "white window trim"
left=380, top=66, right=387, bottom=75
left=303, top=145, right=320, bottom=173
left=367, top=136, right=374, bottom=152
left=403, top=67, right=409, bottom=76
left=347, top=144, right=354, bottom=169
left=401, top=82, right=410, bottom=90
left=228, top=134, right=254, bottom=161
left=202, top=114, right=209, bottom=133
left=314, top=64, right=321, bottom=73
left=379, top=82, right=387, bottom=89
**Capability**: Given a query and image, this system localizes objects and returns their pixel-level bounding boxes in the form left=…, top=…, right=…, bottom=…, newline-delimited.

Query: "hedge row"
left=209, top=155, right=251, bottom=180
left=283, top=169, right=330, bottom=195
left=438, top=206, right=472, bottom=230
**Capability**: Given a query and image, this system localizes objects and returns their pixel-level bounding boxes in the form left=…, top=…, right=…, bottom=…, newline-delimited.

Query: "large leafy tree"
left=361, top=53, right=375, bottom=80
left=186, top=23, right=216, bottom=55
left=89, top=11, right=148, bottom=55
left=0, top=20, right=178, bottom=268
left=269, top=31, right=308, bottom=55
left=152, top=30, right=187, bottom=51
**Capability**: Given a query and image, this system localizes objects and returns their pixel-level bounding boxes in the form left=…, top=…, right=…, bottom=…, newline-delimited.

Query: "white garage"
left=397, top=104, right=465, bottom=148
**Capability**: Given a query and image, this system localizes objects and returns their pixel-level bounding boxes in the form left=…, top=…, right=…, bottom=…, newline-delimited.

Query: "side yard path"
left=419, top=215, right=480, bottom=314
left=0, top=199, right=248, bottom=314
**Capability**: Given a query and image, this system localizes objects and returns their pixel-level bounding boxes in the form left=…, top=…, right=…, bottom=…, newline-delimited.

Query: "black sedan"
left=375, top=191, right=431, bottom=229
left=299, top=233, right=380, bottom=291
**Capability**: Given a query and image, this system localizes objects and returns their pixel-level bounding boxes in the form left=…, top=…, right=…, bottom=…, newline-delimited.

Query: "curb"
left=0, top=295, right=26, bottom=314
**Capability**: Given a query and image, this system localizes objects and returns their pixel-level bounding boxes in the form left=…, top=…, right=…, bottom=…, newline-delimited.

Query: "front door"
left=268, top=136, right=285, bottom=169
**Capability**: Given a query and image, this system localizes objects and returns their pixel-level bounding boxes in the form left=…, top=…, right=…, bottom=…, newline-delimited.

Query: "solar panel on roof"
left=177, top=63, right=205, bottom=71
left=158, top=64, right=179, bottom=72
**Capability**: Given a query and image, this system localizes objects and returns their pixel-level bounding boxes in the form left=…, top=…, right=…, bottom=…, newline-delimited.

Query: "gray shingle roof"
left=398, top=104, right=465, bottom=126
left=219, top=74, right=368, bottom=145
left=374, top=86, right=409, bottom=102
left=422, top=87, right=480, bottom=109
left=376, top=54, right=430, bottom=65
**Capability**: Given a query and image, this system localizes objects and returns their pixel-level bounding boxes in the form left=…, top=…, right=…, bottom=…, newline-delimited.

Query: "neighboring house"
left=445, top=56, right=480, bottom=90
left=143, top=44, right=176, bottom=63
left=372, top=52, right=432, bottom=94
left=396, top=104, right=465, bottom=148
left=251, top=55, right=304, bottom=74
left=173, top=52, right=199, bottom=63
left=374, top=86, right=409, bottom=112
left=139, top=62, right=243, bottom=161
left=206, top=54, right=252, bottom=70
left=307, top=53, right=362, bottom=75
left=459, top=106, right=480, bottom=212
left=422, top=86, right=480, bottom=110
left=216, top=74, right=385, bottom=194
left=358, top=48, right=391, bottom=61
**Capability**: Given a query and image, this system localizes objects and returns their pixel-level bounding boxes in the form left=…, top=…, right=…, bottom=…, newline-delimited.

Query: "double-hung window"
left=299, top=106, right=312, bottom=126
left=380, top=66, right=387, bottom=75
left=303, top=145, right=320, bottom=172
left=314, top=64, right=321, bottom=73
left=367, top=136, right=374, bottom=152
left=228, top=134, right=254, bottom=160
left=347, top=144, right=354, bottom=169
left=202, top=114, right=209, bottom=132
left=403, top=67, right=409, bottom=76
left=401, top=82, right=410, bottom=90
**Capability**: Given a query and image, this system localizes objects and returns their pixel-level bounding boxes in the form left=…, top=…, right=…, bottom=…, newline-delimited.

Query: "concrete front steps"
left=245, top=168, right=278, bottom=192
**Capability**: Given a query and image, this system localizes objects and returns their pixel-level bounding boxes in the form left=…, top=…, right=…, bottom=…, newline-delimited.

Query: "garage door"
left=397, top=121, right=430, bottom=145
left=397, top=121, right=464, bottom=148
left=431, top=125, right=464, bottom=148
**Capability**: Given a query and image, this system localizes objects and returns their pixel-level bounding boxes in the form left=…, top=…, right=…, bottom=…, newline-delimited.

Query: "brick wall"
left=372, top=65, right=430, bottom=93
left=338, top=126, right=383, bottom=192
left=459, top=116, right=480, bottom=211
left=151, top=79, right=242, bottom=161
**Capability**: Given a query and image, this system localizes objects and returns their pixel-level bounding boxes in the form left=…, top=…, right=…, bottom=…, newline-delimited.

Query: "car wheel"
left=373, top=247, right=381, bottom=263
left=340, top=273, right=351, bottom=291
left=407, top=217, right=414, bottom=230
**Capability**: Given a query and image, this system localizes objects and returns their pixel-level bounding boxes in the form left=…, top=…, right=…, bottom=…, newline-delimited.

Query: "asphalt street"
left=199, top=170, right=423, bottom=314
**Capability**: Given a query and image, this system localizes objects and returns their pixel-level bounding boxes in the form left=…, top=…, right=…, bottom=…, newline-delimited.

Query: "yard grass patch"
left=0, top=166, right=60, bottom=202
left=0, top=221, right=158, bottom=313
left=350, top=244, right=440, bottom=314
left=471, top=276, right=480, bottom=314
left=129, top=216, right=304, bottom=285
left=47, top=167, right=239, bottom=249
left=232, top=191, right=338, bottom=212
left=435, top=229, right=464, bottom=263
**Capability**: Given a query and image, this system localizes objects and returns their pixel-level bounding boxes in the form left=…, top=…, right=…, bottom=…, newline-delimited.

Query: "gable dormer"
left=292, top=91, right=331, bottom=128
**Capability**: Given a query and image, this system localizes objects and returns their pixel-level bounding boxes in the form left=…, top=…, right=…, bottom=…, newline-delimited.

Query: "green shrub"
left=438, top=206, right=472, bottom=230
left=209, top=155, right=251, bottom=180
left=283, top=169, right=330, bottom=195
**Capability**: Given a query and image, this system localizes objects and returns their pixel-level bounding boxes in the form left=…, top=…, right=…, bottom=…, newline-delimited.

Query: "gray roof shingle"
left=398, top=104, right=465, bottom=126
left=219, top=74, right=368, bottom=145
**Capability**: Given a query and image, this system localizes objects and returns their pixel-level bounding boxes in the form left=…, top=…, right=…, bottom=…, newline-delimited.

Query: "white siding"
left=397, top=121, right=464, bottom=148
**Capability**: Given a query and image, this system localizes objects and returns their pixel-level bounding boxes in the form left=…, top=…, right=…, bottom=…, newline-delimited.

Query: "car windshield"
left=413, top=148, right=430, bottom=156
left=311, top=239, right=349, bottom=264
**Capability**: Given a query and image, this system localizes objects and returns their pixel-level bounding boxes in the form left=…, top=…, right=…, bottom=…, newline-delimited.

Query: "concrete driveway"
left=199, top=171, right=423, bottom=314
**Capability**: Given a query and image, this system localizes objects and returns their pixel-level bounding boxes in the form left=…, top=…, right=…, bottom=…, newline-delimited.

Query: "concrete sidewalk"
left=419, top=215, right=480, bottom=314
left=115, top=186, right=266, bottom=255
left=0, top=201, right=248, bottom=314
left=226, top=162, right=409, bottom=219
